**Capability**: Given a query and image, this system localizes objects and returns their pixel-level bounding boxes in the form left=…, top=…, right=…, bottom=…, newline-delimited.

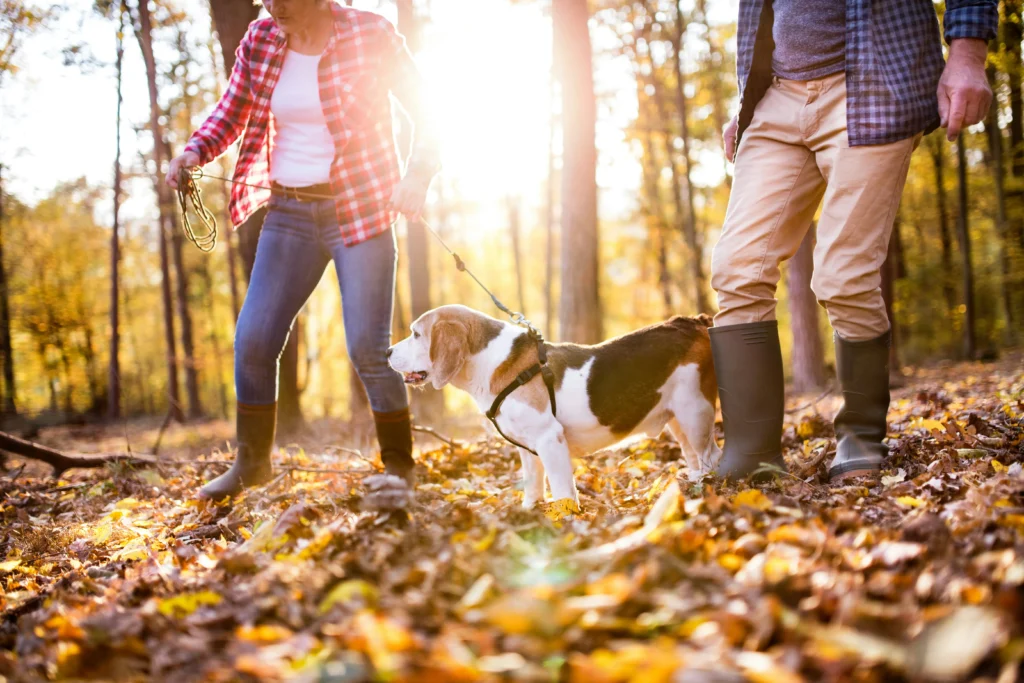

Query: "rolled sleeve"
left=944, top=1, right=999, bottom=44
left=185, top=26, right=256, bottom=165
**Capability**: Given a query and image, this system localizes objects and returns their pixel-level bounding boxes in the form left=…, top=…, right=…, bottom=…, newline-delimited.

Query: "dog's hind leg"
left=518, top=447, right=546, bottom=509
left=665, top=418, right=702, bottom=480
left=669, top=398, right=722, bottom=479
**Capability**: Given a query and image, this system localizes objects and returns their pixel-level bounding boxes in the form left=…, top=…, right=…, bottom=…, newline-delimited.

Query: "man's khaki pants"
left=712, top=72, right=919, bottom=341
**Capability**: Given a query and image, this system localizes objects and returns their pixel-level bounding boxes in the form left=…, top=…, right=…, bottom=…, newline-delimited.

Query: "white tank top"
left=269, top=50, right=335, bottom=187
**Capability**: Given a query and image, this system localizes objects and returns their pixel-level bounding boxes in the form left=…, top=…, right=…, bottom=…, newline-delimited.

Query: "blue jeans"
left=234, top=196, right=408, bottom=414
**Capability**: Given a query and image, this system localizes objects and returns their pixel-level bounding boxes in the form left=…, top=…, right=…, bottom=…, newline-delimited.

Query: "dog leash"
left=176, top=169, right=558, bottom=453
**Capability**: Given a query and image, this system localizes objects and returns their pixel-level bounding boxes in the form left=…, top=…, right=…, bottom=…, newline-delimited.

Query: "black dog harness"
left=485, top=328, right=557, bottom=456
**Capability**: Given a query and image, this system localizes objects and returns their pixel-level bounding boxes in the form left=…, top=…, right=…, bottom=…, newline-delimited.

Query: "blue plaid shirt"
left=737, top=0, right=998, bottom=146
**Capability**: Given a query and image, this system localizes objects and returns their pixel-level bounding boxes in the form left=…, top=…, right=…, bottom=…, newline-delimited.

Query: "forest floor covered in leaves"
left=1, top=352, right=1023, bottom=682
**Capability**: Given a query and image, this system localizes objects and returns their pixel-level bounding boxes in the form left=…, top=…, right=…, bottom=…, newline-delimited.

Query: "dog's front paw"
left=542, top=498, right=580, bottom=521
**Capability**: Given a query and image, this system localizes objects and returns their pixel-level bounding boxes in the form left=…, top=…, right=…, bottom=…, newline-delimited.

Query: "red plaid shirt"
left=185, top=5, right=437, bottom=245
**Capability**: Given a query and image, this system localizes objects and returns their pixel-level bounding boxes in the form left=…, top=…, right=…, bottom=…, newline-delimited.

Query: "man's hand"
left=166, top=151, right=201, bottom=189
left=724, top=115, right=739, bottom=163
left=938, top=39, right=992, bottom=141
left=388, top=166, right=432, bottom=219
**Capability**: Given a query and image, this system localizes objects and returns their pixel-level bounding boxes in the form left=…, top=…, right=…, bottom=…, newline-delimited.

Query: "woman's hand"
left=389, top=166, right=432, bottom=219
left=165, top=151, right=201, bottom=189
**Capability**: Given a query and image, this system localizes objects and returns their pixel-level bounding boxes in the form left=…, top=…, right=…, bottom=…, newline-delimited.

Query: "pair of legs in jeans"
left=199, top=195, right=412, bottom=499
left=710, top=73, right=917, bottom=481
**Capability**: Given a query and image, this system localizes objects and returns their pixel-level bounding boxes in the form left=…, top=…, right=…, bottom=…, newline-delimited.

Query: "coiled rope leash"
left=175, top=168, right=218, bottom=253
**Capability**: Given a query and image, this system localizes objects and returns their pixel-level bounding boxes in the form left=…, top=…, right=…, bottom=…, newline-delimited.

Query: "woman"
left=166, top=0, right=437, bottom=500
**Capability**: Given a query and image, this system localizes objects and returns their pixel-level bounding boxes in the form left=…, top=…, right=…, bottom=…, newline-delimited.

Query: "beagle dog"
left=387, top=305, right=722, bottom=512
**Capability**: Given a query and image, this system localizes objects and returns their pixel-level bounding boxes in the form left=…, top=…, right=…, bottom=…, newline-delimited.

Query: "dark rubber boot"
left=374, top=408, right=416, bottom=485
left=199, top=403, right=276, bottom=500
left=710, top=321, right=786, bottom=479
left=828, top=330, right=891, bottom=482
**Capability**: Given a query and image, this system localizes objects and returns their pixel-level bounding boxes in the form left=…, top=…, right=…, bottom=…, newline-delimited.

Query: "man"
left=711, top=0, right=997, bottom=481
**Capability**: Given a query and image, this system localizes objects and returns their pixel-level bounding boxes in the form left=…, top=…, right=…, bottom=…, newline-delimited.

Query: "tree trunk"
left=207, top=36, right=243, bottom=324
left=696, top=0, right=732, bottom=189
left=82, top=324, right=101, bottom=413
left=207, top=0, right=260, bottom=76
left=928, top=136, right=958, bottom=317
left=135, top=0, right=183, bottom=422
left=201, top=264, right=229, bottom=417
left=787, top=226, right=826, bottom=393
left=0, top=164, right=15, bottom=417
left=882, top=211, right=904, bottom=379
left=639, top=116, right=673, bottom=317
left=985, top=62, right=1019, bottom=342
left=955, top=134, right=977, bottom=360
left=554, top=0, right=601, bottom=344
left=108, top=6, right=125, bottom=420
left=672, top=1, right=711, bottom=314
left=162, top=138, right=203, bottom=420
left=508, top=196, right=527, bottom=313
left=545, top=71, right=558, bottom=339
left=1007, top=1, right=1024, bottom=179
left=1005, top=0, right=1024, bottom=251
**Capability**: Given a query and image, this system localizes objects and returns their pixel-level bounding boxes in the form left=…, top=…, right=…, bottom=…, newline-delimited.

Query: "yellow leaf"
left=718, top=553, right=745, bottom=572
left=455, top=573, right=495, bottom=613
left=236, top=624, right=293, bottom=643
left=484, top=593, right=555, bottom=635
left=896, top=496, right=927, bottom=509
left=734, top=489, right=772, bottom=511
left=472, top=526, right=498, bottom=553
left=0, top=559, right=22, bottom=572
left=115, top=497, right=142, bottom=510
left=910, top=417, right=946, bottom=432
left=157, top=590, right=223, bottom=617
left=350, top=610, right=414, bottom=677
left=544, top=498, right=581, bottom=521
left=585, top=573, right=634, bottom=603
left=318, top=579, right=378, bottom=614
left=93, top=521, right=113, bottom=545
left=992, top=460, right=1007, bottom=473
left=112, top=538, right=149, bottom=561
left=1000, top=514, right=1024, bottom=532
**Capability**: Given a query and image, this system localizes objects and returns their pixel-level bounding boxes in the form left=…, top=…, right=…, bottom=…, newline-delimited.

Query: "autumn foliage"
left=0, top=354, right=1021, bottom=681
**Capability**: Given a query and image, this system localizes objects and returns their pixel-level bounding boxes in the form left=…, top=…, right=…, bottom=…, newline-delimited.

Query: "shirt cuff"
left=183, top=137, right=209, bottom=165
left=944, top=5, right=999, bottom=43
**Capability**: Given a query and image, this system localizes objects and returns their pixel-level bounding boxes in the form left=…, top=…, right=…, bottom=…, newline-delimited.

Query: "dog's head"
left=388, top=305, right=501, bottom=390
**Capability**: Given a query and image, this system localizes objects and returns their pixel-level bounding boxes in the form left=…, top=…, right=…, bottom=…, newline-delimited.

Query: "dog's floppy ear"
left=429, top=320, right=468, bottom=389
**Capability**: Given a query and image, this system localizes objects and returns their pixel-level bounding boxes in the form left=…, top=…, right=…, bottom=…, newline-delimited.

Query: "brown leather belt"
left=271, top=181, right=333, bottom=202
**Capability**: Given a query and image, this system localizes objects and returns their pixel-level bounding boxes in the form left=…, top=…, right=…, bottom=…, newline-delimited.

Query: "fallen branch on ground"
left=412, top=424, right=462, bottom=448
left=786, top=383, right=835, bottom=414
left=0, top=431, right=156, bottom=478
